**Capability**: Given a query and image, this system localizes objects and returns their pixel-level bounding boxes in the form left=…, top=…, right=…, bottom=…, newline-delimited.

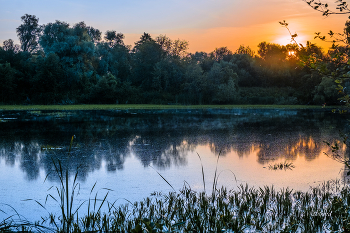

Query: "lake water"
left=0, top=108, right=349, bottom=223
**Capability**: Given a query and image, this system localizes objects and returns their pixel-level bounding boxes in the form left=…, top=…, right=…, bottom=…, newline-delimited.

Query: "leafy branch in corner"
left=303, top=0, right=350, bottom=16
left=281, top=16, right=350, bottom=107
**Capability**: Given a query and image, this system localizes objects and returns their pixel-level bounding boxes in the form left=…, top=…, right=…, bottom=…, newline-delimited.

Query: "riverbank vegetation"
left=2, top=180, right=350, bottom=232
left=1, top=14, right=347, bottom=106
left=0, top=104, right=332, bottom=111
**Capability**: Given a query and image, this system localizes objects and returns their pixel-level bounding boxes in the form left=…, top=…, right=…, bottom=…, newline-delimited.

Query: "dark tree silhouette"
left=2, top=39, right=20, bottom=53
left=104, top=30, right=125, bottom=46
left=16, top=14, right=42, bottom=53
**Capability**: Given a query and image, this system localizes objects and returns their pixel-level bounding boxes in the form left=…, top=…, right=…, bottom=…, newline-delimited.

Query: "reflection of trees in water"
left=254, top=134, right=322, bottom=163
left=20, top=142, right=42, bottom=180
left=40, top=134, right=133, bottom=182
left=0, top=110, right=347, bottom=181
left=0, top=143, right=16, bottom=166
left=0, top=140, right=42, bottom=180
left=231, top=115, right=327, bottom=163
left=130, top=132, right=192, bottom=169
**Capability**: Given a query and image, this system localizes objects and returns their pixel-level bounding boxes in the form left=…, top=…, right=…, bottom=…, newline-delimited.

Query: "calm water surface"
left=0, top=108, right=349, bottom=222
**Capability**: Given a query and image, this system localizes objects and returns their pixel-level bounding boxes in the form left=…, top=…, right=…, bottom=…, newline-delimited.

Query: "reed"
left=268, top=161, right=295, bottom=170
left=26, top=136, right=111, bottom=233
left=4, top=178, right=350, bottom=232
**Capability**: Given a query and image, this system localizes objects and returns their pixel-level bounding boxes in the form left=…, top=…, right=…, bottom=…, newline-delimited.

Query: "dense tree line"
left=0, top=14, right=343, bottom=105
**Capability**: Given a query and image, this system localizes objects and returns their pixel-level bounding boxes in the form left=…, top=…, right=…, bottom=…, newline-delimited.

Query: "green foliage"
left=240, top=87, right=298, bottom=105
left=104, top=30, right=125, bottom=47
left=39, top=20, right=97, bottom=85
left=90, top=73, right=119, bottom=103
left=211, top=46, right=233, bottom=61
left=152, top=59, right=184, bottom=94
left=1, top=39, right=20, bottom=53
left=32, top=53, right=65, bottom=104
left=13, top=182, right=350, bottom=232
left=258, top=42, right=288, bottom=62
left=235, top=44, right=255, bottom=57
left=0, top=14, right=343, bottom=106
left=0, top=63, right=17, bottom=104
left=156, top=34, right=189, bottom=58
left=214, top=76, right=238, bottom=104
left=131, top=33, right=163, bottom=91
left=313, top=77, right=339, bottom=104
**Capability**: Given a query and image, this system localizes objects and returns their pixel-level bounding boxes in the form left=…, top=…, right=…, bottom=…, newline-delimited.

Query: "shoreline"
left=0, top=104, right=336, bottom=111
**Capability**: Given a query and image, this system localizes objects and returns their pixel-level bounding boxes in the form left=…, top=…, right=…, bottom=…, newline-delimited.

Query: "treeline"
left=0, top=14, right=341, bottom=105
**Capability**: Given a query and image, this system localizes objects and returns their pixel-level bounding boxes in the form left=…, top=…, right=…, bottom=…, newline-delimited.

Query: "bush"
left=239, top=87, right=299, bottom=105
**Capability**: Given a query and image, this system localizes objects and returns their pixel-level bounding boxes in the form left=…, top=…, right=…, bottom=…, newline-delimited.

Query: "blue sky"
left=0, top=0, right=348, bottom=52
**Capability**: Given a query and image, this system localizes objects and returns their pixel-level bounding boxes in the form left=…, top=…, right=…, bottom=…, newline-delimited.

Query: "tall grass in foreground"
left=2, top=139, right=350, bottom=232
left=2, top=174, right=350, bottom=232
left=10, top=180, right=349, bottom=232
left=41, top=136, right=112, bottom=233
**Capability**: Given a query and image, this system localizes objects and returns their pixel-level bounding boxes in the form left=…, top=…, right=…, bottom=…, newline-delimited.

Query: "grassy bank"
left=0, top=104, right=332, bottom=111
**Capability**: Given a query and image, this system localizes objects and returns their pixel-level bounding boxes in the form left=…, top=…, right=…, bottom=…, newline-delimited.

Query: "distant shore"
left=0, top=104, right=336, bottom=111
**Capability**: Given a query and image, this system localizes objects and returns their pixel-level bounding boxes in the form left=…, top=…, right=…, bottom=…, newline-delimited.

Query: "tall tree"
left=156, top=35, right=189, bottom=58
left=182, top=62, right=204, bottom=104
left=134, top=32, right=153, bottom=48
left=33, top=53, right=65, bottom=104
left=2, top=39, right=20, bottom=53
left=211, top=47, right=233, bottom=61
left=16, top=14, right=42, bottom=53
left=40, top=21, right=96, bottom=77
left=96, top=38, right=131, bottom=82
left=257, top=42, right=287, bottom=62
left=104, top=30, right=125, bottom=47
left=131, top=33, right=162, bottom=90
left=235, top=45, right=255, bottom=57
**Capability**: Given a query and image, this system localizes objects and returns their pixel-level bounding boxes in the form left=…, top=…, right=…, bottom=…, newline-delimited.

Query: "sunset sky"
left=0, top=0, right=349, bottom=53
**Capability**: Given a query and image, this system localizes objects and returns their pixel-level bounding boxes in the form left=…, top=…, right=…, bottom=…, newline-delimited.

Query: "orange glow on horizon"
left=123, top=15, right=347, bottom=54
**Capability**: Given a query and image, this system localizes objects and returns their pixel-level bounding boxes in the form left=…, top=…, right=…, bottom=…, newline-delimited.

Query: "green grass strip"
left=0, top=104, right=331, bottom=111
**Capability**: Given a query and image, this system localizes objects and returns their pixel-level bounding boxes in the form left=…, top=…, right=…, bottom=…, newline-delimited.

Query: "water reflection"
left=0, top=109, right=348, bottom=182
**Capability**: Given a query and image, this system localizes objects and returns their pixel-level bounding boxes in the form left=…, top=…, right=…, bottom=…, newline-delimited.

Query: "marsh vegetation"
left=2, top=175, right=350, bottom=232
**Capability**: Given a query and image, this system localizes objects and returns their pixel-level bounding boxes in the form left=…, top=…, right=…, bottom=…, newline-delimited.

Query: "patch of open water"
left=0, top=108, right=348, bottom=223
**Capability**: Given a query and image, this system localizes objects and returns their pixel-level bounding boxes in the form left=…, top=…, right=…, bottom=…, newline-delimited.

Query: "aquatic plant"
left=0, top=203, right=50, bottom=232
left=268, top=161, right=295, bottom=170
left=28, top=136, right=111, bottom=233
left=3, top=173, right=350, bottom=232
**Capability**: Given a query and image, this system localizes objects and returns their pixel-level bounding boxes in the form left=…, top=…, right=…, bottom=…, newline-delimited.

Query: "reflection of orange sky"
left=199, top=135, right=346, bottom=165
left=285, top=136, right=318, bottom=159
left=192, top=142, right=346, bottom=192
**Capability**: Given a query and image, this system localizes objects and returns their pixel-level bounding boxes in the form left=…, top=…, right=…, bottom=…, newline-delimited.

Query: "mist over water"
left=0, top=108, right=348, bottom=222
